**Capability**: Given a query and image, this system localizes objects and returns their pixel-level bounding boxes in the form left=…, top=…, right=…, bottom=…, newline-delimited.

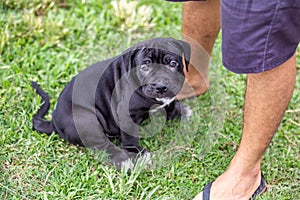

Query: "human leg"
left=177, top=0, right=220, bottom=100
left=194, top=53, right=296, bottom=200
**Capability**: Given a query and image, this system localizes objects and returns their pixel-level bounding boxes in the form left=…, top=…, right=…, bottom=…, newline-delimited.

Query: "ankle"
left=228, top=154, right=261, bottom=176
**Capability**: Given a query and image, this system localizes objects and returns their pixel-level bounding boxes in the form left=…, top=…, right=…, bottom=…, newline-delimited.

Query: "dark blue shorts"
left=168, top=0, right=300, bottom=74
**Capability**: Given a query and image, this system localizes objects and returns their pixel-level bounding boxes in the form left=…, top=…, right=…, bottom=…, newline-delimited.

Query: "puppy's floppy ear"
left=178, top=40, right=191, bottom=72
left=120, top=47, right=144, bottom=80
left=122, top=47, right=142, bottom=68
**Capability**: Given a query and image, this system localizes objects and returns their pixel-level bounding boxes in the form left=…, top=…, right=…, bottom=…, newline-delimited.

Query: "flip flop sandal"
left=250, top=176, right=267, bottom=200
left=202, top=175, right=267, bottom=200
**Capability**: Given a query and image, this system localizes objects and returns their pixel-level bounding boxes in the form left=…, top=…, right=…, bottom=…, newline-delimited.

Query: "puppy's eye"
left=143, top=58, right=151, bottom=64
left=163, top=56, right=171, bottom=64
left=140, top=64, right=149, bottom=72
left=169, top=60, right=179, bottom=68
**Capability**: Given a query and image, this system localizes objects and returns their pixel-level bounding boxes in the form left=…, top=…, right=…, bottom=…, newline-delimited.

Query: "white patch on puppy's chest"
left=149, top=97, right=175, bottom=113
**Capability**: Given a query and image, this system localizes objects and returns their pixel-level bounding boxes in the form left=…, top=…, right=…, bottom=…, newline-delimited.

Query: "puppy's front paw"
left=120, top=159, right=134, bottom=172
left=125, top=149, right=152, bottom=167
left=120, top=151, right=152, bottom=172
left=141, top=150, right=152, bottom=166
left=111, top=151, right=131, bottom=171
left=166, top=101, right=193, bottom=121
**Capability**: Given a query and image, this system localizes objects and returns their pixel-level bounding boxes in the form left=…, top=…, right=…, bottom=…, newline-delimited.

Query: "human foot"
left=193, top=156, right=265, bottom=200
left=193, top=174, right=266, bottom=200
left=210, top=168, right=263, bottom=200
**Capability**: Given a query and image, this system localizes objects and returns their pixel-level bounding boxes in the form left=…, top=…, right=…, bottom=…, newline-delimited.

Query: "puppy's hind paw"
left=181, top=105, right=193, bottom=121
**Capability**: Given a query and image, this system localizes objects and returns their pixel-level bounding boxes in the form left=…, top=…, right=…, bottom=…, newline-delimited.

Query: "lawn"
left=0, top=0, right=299, bottom=199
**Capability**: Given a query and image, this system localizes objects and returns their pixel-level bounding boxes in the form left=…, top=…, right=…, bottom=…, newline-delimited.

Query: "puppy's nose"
left=153, top=83, right=167, bottom=93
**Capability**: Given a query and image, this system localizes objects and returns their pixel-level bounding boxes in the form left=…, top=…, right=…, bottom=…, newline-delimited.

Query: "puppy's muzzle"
left=143, top=81, right=176, bottom=99
left=151, top=83, right=168, bottom=94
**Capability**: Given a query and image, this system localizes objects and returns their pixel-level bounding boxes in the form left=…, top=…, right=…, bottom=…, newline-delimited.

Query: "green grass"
left=1, top=0, right=299, bottom=199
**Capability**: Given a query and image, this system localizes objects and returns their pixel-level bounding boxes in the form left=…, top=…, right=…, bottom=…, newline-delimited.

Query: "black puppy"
left=32, top=38, right=191, bottom=170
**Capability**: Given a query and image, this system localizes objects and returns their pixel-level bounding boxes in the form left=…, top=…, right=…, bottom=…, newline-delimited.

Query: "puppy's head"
left=131, top=38, right=191, bottom=99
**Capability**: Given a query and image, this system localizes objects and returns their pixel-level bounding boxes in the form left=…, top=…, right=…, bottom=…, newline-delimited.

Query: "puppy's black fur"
left=32, top=38, right=191, bottom=169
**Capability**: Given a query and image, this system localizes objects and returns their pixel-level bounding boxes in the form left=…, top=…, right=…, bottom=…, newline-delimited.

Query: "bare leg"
left=194, top=54, right=296, bottom=199
left=177, top=0, right=220, bottom=100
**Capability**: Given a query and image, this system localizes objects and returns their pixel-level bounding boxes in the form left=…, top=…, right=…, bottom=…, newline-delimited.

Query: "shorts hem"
left=223, top=51, right=296, bottom=74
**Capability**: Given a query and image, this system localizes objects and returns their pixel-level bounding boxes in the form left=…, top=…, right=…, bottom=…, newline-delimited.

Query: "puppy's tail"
left=31, top=81, right=54, bottom=135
